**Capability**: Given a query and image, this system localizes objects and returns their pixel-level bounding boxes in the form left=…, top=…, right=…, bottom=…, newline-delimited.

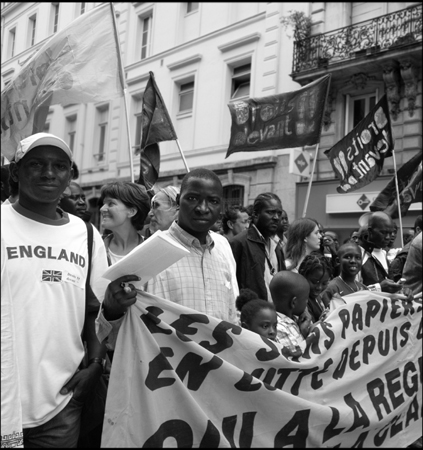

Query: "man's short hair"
left=253, top=192, right=282, bottom=215
left=222, top=205, right=247, bottom=234
left=180, top=168, right=222, bottom=195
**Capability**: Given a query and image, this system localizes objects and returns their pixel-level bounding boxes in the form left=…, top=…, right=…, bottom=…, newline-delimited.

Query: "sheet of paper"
left=102, top=230, right=190, bottom=289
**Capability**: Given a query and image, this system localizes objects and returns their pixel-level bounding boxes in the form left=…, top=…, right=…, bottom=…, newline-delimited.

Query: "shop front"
left=296, top=178, right=422, bottom=246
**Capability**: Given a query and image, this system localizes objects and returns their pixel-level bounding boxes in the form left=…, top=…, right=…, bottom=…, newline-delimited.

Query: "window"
left=345, top=93, right=377, bottom=133
left=51, top=3, right=59, bottom=34
left=179, top=81, right=194, bottom=112
left=132, top=94, right=143, bottom=152
left=80, top=2, right=85, bottom=15
left=8, top=28, right=16, bottom=58
left=186, top=2, right=199, bottom=13
left=95, top=105, right=109, bottom=162
left=140, top=14, right=152, bottom=60
left=231, top=63, right=251, bottom=100
left=27, top=15, right=37, bottom=47
left=223, top=185, right=244, bottom=209
left=66, top=115, right=77, bottom=152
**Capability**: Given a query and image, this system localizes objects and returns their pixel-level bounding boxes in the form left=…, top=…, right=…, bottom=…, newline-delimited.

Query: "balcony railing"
left=292, top=5, right=422, bottom=74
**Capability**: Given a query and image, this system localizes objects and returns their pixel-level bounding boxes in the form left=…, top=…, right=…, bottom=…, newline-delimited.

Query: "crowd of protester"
left=1, top=132, right=421, bottom=448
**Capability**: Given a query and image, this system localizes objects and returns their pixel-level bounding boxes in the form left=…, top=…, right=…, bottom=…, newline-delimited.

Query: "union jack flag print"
left=42, top=270, right=62, bottom=282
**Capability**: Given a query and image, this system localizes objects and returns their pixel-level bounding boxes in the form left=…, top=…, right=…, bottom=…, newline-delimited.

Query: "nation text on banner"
left=225, top=74, right=331, bottom=158
left=1, top=3, right=123, bottom=161
left=101, top=290, right=421, bottom=448
left=324, top=95, right=394, bottom=194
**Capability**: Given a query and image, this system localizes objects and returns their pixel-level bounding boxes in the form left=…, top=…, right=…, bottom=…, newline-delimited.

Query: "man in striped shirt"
left=98, top=168, right=238, bottom=346
left=145, top=168, right=238, bottom=323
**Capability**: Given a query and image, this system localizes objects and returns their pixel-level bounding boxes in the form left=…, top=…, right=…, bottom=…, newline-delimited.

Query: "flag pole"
left=175, top=139, right=190, bottom=173
left=110, top=2, right=135, bottom=182
left=302, top=74, right=331, bottom=218
left=392, top=150, right=404, bottom=248
left=302, top=144, right=319, bottom=217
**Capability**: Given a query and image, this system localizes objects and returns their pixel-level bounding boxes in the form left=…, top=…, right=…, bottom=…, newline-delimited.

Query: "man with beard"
left=230, top=192, right=286, bottom=302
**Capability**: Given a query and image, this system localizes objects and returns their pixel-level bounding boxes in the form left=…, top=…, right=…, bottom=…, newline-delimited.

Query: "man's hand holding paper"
left=104, top=275, right=141, bottom=321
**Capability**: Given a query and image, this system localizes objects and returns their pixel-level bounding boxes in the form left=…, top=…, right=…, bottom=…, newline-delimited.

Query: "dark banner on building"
left=324, top=95, right=393, bottom=194
left=225, top=74, right=331, bottom=158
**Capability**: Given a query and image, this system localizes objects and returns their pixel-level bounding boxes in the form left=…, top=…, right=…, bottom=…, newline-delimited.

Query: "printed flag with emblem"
left=226, top=74, right=331, bottom=158
left=138, top=72, right=178, bottom=191
left=1, top=3, right=124, bottom=162
left=42, top=270, right=62, bottom=282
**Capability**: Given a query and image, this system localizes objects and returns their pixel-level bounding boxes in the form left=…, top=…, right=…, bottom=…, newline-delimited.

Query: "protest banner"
left=101, top=290, right=421, bottom=448
left=225, top=74, right=331, bottom=158
left=370, top=151, right=422, bottom=219
left=138, top=72, right=181, bottom=190
left=1, top=3, right=124, bottom=162
left=324, top=95, right=394, bottom=194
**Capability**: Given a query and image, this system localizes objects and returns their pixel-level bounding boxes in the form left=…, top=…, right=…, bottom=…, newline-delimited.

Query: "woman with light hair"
left=148, top=185, right=180, bottom=235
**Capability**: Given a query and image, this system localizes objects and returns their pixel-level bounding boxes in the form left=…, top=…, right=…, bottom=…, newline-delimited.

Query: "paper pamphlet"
left=102, top=230, right=190, bottom=289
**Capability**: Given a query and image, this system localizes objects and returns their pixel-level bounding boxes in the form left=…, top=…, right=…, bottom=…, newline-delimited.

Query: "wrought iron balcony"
left=292, top=5, right=422, bottom=74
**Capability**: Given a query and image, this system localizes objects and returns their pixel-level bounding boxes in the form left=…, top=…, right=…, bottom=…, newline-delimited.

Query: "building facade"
left=1, top=2, right=421, bottom=242
left=291, top=2, right=422, bottom=242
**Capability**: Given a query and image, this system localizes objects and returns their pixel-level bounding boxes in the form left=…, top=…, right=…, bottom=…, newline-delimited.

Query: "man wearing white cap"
left=1, top=133, right=111, bottom=447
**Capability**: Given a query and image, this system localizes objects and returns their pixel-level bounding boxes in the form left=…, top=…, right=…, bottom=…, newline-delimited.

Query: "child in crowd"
left=321, top=242, right=368, bottom=306
left=236, top=288, right=278, bottom=342
left=298, top=253, right=333, bottom=323
left=269, top=271, right=312, bottom=356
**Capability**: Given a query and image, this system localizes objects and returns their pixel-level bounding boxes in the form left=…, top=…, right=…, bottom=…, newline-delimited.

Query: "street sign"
left=289, top=148, right=310, bottom=176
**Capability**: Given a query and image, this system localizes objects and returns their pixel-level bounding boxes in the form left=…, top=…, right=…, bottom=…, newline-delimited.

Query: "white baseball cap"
left=15, top=132, right=73, bottom=163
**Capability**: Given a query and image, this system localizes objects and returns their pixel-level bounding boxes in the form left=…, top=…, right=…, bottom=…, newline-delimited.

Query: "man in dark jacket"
left=230, top=192, right=286, bottom=302
left=388, top=215, right=422, bottom=282
left=358, top=212, right=406, bottom=294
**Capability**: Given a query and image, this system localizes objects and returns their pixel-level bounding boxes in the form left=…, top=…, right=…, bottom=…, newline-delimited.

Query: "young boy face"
left=339, top=244, right=362, bottom=278
left=246, top=308, right=278, bottom=341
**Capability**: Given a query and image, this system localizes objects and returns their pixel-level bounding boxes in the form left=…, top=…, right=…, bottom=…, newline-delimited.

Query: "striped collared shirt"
left=276, top=312, right=305, bottom=351
left=145, top=221, right=237, bottom=323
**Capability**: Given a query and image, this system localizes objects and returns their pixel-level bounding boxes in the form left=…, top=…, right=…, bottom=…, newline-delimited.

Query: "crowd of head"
left=2, top=131, right=421, bottom=448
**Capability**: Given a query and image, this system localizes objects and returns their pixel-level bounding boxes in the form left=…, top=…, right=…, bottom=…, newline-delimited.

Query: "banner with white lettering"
left=225, top=75, right=331, bottom=158
left=324, top=95, right=393, bottom=194
left=101, top=290, right=421, bottom=448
